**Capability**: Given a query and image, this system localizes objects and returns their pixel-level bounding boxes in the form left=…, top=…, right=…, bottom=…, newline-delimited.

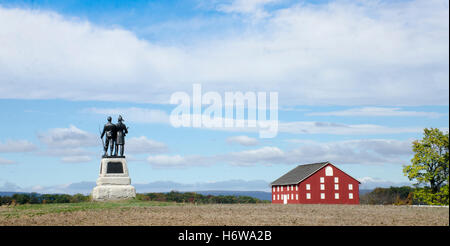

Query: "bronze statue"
left=114, top=115, right=128, bottom=157
left=100, top=116, right=116, bottom=157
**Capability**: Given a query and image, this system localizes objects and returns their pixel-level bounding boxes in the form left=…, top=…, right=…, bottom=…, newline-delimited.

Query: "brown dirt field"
left=1, top=203, right=448, bottom=226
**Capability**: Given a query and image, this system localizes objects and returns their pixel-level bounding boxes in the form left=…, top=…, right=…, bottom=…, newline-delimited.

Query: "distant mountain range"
left=0, top=191, right=32, bottom=197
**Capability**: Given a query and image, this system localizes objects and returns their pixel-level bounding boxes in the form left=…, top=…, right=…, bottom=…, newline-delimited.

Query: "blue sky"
left=0, top=0, right=448, bottom=193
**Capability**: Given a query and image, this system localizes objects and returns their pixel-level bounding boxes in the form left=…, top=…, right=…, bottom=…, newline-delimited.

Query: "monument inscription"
left=106, top=162, right=124, bottom=174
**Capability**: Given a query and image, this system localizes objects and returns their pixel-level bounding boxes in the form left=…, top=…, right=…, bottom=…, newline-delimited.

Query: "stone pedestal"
left=92, top=157, right=136, bottom=201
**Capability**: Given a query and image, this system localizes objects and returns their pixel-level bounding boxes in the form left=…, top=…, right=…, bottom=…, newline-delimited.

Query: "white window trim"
left=295, top=186, right=298, bottom=191
left=306, top=193, right=311, bottom=199
left=349, top=193, right=353, bottom=199
left=335, top=184, right=339, bottom=190
left=348, top=184, right=353, bottom=190
left=320, top=177, right=324, bottom=183
left=277, top=194, right=279, bottom=200
left=306, top=184, right=310, bottom=190
left=320, top=184, right=325, bottom=190
left=281, top=186, right=283, bottom=191
left=296, top=194, right=298, bottom=200
left=325, top=166, right=333, bottom=176
left=335, top=193, right=339, bottom=199
left=320, top=193, right=325, bottom=199
left=287, top=186, right=290, bottom=191
left=334, top=177, right=339, bottom=183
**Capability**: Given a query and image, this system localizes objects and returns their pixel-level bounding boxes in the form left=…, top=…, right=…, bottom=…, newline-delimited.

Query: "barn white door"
left=283, top=195, right=288, bottom=204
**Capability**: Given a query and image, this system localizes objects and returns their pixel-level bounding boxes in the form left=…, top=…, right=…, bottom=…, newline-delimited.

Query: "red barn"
left=271, top=162, right=360, bottom=204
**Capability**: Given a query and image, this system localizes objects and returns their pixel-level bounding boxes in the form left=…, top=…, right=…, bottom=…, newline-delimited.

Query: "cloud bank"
left=0, top=0, right=448, bottom=106
left=0, top=139, right=37, bottom=153
left=146, top=138, right=414, bottom=168
left=226, top=135, right=260, bottom=146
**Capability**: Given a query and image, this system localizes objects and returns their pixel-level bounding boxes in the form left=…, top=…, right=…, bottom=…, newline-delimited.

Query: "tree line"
left=136, top=191, right=269, bottom=204
left=0, top=193, right=90, bottom=205
left=359, top=186, right=417, bottom=205
left=0, top=191, right=269, bottom=205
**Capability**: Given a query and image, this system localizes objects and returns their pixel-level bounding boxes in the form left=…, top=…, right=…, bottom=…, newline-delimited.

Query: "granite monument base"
left=92, top=157, right=136, bottom=201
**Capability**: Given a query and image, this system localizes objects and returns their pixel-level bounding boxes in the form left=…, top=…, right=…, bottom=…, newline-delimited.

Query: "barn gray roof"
left=270, top=162, right=329, bottom=186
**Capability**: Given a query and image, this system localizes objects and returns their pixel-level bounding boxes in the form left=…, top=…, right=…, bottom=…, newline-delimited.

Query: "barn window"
left=335, top=184, right=339, bottom=190
left=334, top=177, right=339, bottom=183
left=296, top=194, right=298, bottom=200
left=276, top=186, right=279, bottom=192
left=335, top=193, right=339, bottom=199
left=287, top=186, right=290, bottom=191
left=325, top=166, right=333, bottom=176
left=320, top=177, right=324, bottom=183
left=348, top=184, right=353, bottom=190
left=273, top=195, right=275, bottom=200
left=320, top=184, right=325, bottom=190
left=295, top=185, right=298, bottom=191
left=277, top=194, right=280, bottom=200
left=306, top=193, right=311, bottom=199
left=291, top=194, right=294, bottom=200
left=320, top=193, right=325, bottom=199
left=281, top=186, right=283, bottom=191
left=306, top=184, right=310, bottom=190
left=349, top=193, right=353, bottom=199
left=291, top=185, right=294, bottom=190
left=273, top=187, right=275, bottom=192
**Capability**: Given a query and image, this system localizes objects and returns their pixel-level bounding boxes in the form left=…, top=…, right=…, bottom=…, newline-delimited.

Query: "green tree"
left=403, top=128, right=449, bottom=205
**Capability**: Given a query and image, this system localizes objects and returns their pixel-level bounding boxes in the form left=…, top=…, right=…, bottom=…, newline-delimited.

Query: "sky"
left=0, top=0, right=448, bottom=194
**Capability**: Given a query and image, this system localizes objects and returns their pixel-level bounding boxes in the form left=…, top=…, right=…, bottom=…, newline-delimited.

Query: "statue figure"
left=114, top=115, right=128, bottom=157
left=100, top=116, right=116, bottom=157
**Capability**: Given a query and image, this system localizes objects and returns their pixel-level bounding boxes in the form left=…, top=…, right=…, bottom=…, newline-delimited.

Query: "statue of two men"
left=101, top=115, right=128, bottom=157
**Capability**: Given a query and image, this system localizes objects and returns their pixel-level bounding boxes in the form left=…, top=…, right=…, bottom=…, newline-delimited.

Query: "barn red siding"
left=271, top=163, right=359, bottom=204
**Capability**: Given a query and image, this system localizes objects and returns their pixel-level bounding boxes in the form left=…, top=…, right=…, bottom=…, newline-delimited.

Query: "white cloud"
left=37, top=125, right=98, bottom=148
left=146, top=154, right=212, bottom=168
left=278, top=121, right=422, bottom=135
left=0, top=0, right=448, bottom=106
left=84, top=107, right=169, bottom=124
left=0, top=181, right=22, bottom=191
left=61, top=155, right=92, bottom=163
left=217, top=0, right=280, bottom=18
left=307, top=107, right=446, bottom=118
left=224, top=146, right=285, bottom=166
left=38, top=147, right=93, bottom=158
left=86, top=106, right=427, bottom=135
left=127, top=136, right=168, bottom=154
left=147, top=138, right=413, bottom=168
left=0, top=139, right=37, bottom=153
left=37, top=125, right=98, bottom=163
left=282, top=139, right=414, bottom=166
left=0, top=157, right=16, bottom=165
left=226, top=135, right=259, bottom=146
